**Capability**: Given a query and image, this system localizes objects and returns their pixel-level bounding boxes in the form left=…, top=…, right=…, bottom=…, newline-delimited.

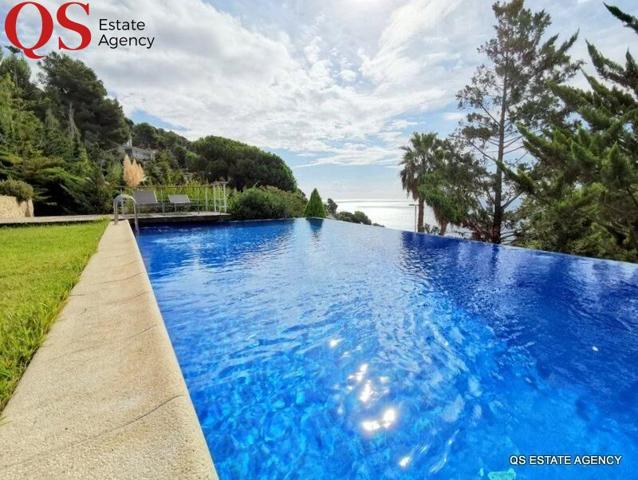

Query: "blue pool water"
left=137, top=219, right=638, bottom=479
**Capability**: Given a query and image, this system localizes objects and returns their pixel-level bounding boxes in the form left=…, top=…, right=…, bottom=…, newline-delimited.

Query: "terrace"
left=1, top=215, right=636, bottom=480
left=0, top=183, right=232, bottom=227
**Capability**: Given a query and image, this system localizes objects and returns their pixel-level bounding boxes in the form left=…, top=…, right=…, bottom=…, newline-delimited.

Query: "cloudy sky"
left=1, top=0, right=637, bottom=198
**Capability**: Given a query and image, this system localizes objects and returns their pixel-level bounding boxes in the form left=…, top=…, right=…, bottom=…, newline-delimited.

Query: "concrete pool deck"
left=0, top=221, right=217, bottom=479
left=0, top=211, right=229, bottom=226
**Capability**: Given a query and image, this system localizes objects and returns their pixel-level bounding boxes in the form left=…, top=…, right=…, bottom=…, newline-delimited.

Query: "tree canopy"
left=417, top=139, right=480, bottom=236
left=400, top=0, right=637, bottom=262
left=336, top=210, right=372, bottom=226
left=456, top=0, right=581, bottom=243
left=509, top=4, right=638, bottom=261
left=40, top=53, right=129, bottom=154
left=192, top=136, right=296, bottom=191
left=400, top=133, right=439, bottom=232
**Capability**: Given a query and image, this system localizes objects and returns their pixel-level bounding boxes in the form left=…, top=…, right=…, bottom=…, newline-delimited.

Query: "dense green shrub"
left=0, top=179, right=34, bottom=202
left=277, top=187, right=307, bottom=216
left=303, top=188, right=326, bottom=218
left=230, top=186, right=306, bottom=220
left=336, top=210, right=372, bottom=225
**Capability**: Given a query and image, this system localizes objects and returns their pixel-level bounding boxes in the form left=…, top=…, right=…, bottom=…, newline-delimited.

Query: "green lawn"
left=0, top=221, right=107, bottom=411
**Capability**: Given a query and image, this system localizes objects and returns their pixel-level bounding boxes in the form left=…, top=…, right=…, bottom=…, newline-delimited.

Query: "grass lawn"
left=0, top=221, right=107, bottom=412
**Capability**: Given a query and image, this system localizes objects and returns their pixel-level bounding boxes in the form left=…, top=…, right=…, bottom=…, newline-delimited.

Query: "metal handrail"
left=113, top=194, right=139, bottom=234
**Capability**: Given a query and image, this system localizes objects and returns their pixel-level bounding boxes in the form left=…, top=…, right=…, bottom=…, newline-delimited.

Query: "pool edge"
left=0, top=221, right=218, bottom=479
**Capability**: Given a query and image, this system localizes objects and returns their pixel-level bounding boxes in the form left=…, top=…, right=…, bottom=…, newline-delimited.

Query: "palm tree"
left=400, top=133, right=439, bottom=232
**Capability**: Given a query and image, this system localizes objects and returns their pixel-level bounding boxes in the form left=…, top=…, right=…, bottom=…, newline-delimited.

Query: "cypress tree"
left=304, top=188, right=327, bottom=218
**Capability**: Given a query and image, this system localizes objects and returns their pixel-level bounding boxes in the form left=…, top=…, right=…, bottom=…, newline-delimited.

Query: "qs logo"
left=4, top=2, right=91, bottom=60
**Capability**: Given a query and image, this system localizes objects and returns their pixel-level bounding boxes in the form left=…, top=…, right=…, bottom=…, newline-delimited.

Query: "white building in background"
left=118, top=136, right=157, bottom=163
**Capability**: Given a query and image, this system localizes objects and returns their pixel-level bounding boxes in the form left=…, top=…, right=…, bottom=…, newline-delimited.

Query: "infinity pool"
left=137, top=219, right=638, bottom=479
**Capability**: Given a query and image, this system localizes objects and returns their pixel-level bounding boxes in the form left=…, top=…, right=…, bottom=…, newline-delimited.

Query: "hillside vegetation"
left=0, top=49, right=297, bottom=216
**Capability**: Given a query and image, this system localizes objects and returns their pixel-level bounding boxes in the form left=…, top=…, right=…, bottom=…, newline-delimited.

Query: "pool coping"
left=0, top=221, right=218, bottom=479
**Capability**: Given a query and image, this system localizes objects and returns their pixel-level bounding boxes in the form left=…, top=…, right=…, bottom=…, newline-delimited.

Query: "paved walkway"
left=0, top=221, right=217, bottom=479
left=1, top=212, right=230, bottom=226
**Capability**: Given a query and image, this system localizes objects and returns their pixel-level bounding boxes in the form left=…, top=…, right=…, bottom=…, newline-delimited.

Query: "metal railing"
left=118, top=183, right=229, bottom=213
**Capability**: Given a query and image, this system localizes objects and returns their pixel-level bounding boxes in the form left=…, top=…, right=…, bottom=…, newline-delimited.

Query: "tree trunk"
left=492, top=76, right=508, bottom=244
left=439, top=221, right=448, bottom=236
left=418, top=198, right=425, bottom=232
left=492, top=166, right=503, bottom=244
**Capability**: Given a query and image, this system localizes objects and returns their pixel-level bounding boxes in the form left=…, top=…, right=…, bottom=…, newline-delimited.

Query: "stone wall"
left=0, top=195, right=34, bottom=219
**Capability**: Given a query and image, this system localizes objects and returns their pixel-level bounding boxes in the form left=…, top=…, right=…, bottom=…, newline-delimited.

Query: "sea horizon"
left=333, top=198, right=430, bottom=232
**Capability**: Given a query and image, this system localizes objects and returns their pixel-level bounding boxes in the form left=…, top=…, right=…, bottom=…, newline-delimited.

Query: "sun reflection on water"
left=361, top=407, right=398, bottom=433
left=359, top=381, right=374, bottom=402
left=399, top=455, right=412, bottom=468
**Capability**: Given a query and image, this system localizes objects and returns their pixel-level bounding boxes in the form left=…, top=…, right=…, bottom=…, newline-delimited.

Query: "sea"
left=334, top=199, right=436, bottom=232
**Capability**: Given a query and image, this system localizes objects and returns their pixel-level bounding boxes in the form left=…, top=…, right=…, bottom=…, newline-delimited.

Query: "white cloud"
left=296, top=143, right=401, bottom=168
left=1, top=0, right=491, bottom=167
left=2, top=0, right=637, bottom=199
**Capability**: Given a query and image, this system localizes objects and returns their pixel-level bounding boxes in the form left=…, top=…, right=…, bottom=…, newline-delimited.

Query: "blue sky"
left=2, top=0, right=637, bottom=199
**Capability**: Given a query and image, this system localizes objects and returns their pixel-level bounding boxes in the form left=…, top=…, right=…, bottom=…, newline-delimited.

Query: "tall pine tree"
left=457, top=0, right=581, bottom=243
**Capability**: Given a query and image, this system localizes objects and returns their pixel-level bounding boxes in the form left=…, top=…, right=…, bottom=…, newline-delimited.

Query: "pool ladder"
left=113, top=194, right=139, bottom=234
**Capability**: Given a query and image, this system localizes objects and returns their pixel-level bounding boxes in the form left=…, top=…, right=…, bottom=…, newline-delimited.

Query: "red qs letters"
left=4, top=2, right=91, bottom=60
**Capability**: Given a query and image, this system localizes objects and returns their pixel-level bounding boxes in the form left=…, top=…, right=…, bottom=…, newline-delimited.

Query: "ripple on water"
left=138, top=219, right=638, bottom=480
